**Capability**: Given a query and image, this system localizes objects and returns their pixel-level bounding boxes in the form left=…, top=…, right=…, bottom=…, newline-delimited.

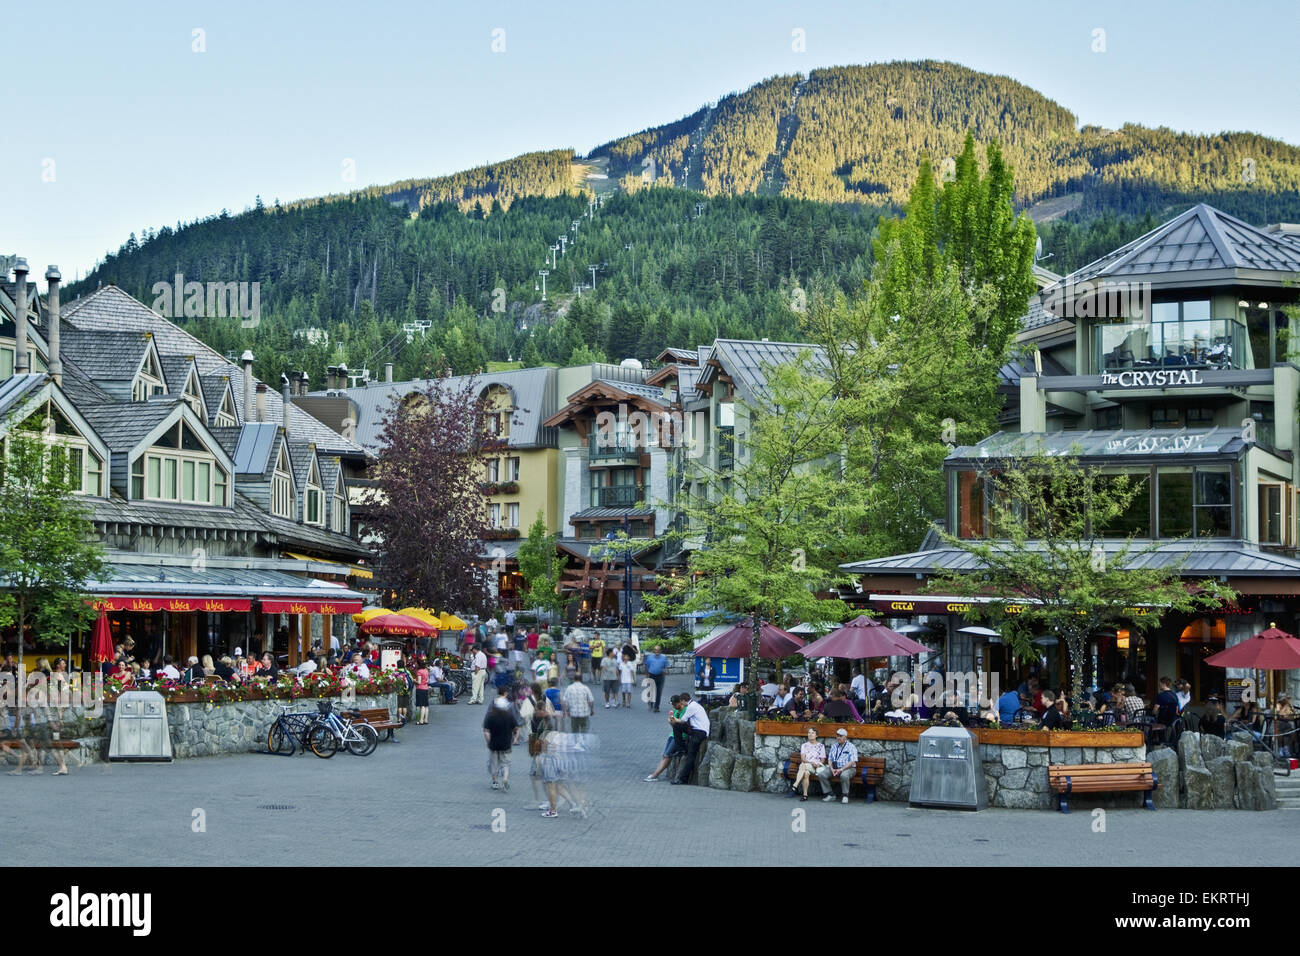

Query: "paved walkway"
left=0, top=673, right=1292, bottom=866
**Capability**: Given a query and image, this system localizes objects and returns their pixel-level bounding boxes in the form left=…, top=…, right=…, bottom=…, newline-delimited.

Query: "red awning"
left=261, top=598, right=364, bottom=615
left=92, top=597, right=252, bottom=613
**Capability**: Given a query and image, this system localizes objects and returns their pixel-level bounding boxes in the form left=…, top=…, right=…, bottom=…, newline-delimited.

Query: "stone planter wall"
left=696, top=711, right=1154, bottom=809
left=2, top=693, right=397, bottom=764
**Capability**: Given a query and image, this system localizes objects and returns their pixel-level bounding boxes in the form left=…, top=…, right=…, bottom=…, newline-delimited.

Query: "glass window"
left=1260, top=484, right=1285, bottom=545
left=1157, top=469, right=1193, bottom=537
left=163, top=458, right=178, bottom=499
left=147, top=457, right=161, bottom=498
left=0, top=346, right=13, bottom=379
left=1098, top=472, right=1151, bottom=537
left=508, top=457, right=521, bottom=481
left=1195, top=467, right=1232, bottom=537
left=486, top=459, right=499, bottom=482
left=507, top=503, right=519, bottom=528
left=214, top=469, right=228, bottom=507
left=489, top=503, right=501, bottom=527
left=956, top=470, right=986, bottom=538
left=182, top=460, right=196, bottom=501
left=1095, top=407, right=1122, bottom=430
left=197, top=461, right=211, bottom=503
left=87, top=453, right=103, bottom=496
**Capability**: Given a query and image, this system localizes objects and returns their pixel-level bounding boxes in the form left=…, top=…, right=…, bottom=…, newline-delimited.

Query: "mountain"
left=68, top=61, right=1300, bottom=386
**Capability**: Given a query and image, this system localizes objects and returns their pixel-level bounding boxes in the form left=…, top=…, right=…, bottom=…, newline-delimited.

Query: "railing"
left=717, top=427, right=734, bottom=469
left=588, top=435, right=641, bottom=461
left=594, top=485, right=645, bottom=508
left=1095, top=318, right=1247, bottom=374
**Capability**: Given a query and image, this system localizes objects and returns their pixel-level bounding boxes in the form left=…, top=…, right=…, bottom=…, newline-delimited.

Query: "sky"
left=5, top=0, right=1298, bottom=280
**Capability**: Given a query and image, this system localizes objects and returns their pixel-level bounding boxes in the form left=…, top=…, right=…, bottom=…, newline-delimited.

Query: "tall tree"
left=362, top=377, right=492, bottom=616
left=0, top=418, right=105, bottom=670
left=930, top=451, right=1234, bottom=712
left=516, top=510, right=569, bottom=620
left=642, top=355, right=863, bottom=699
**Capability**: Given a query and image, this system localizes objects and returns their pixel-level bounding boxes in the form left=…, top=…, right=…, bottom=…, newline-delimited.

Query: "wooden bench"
left=1, top=739, right=80, bottom=751
left=782, top=753, right=886, bottom=802
left=1048, top=762, right=1158, bottom=814
left=346, top=708, right=403, bottom=742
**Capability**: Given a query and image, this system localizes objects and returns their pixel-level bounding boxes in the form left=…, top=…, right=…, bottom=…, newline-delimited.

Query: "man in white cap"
left=826, top=728, right=859, bottom=804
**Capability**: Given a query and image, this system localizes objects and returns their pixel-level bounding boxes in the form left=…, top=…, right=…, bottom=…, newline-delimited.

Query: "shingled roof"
left=79, top=398, right=184, bottom=453
left=60, top=286, right=366, bottom=457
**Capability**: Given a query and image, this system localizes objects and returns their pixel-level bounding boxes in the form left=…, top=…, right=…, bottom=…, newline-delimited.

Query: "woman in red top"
left=414, top=659, right=431, bottom=725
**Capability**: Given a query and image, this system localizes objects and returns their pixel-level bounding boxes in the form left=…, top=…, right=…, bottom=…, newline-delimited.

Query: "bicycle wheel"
left=268, top=721, right=295, bottom=755
left=346, top=723, right=380, bottom=756
left=307, top=723, right=339, bottom=759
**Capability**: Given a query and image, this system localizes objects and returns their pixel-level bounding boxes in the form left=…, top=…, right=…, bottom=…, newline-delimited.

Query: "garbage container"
left=908, top=725, right=986, bottom=810
left=108, top=690, right=173, bottom=762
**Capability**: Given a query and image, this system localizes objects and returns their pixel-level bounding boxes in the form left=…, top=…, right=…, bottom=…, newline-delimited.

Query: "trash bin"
left=108, top=690, right=173, bottom=761
left=908, top=725, right=986, bottom=810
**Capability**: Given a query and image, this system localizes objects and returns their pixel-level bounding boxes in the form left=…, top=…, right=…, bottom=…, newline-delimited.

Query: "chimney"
left=45, top=265, right=62, bottom=386
left=384, top=362, right=393, bottom=383
left=280, top=374, right=292, bottom=434
left=299, top=371, right=310, bottom=396
left=255, top=382, right=268, bottom=423
left=338, top=362, right=349, bottom=389
left=13, top=259, right=28, bottom=374
left=241, top=350, right=255, bottom=424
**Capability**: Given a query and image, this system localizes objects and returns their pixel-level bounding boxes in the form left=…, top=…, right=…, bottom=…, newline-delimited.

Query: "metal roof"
left=231, top=421, right=280, bottom=474
left=570, top=505, right=656, bottom=520
left=949, top=427, right=1246, bottom=462
left=697, top=339, right=830, bottom=404
left=88, top=560, right=367, bottom=601
left=841, top=539, right=1300, bottom=579
left=595, top=379, right=668, bottom=405
left=1044, top=203, right=1300, bottom=291
left=309, top=365, right=558, bottom=453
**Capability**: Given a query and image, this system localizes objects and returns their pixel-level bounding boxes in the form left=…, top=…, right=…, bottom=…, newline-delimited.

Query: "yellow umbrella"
left=439, top=612, right=468, bottom=631
left=397, top=607, right=441, bottom=627
left=352, top=607, right=393, bottom=625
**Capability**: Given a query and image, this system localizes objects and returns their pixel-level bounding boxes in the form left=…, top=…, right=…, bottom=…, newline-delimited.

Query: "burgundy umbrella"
left=798, top=615, right=931, bottom=659
left=693, top=619, right=804, bottom=660
left=1205, top=627, right=1300, bottom=670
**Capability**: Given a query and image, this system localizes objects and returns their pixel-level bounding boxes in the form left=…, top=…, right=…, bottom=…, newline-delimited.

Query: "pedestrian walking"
left=483, top=687, right=520, bottom=791
left=562, top=670, right=595, bottom=733
left=414, top=658, right=431, bottom=725
left=644, top=644, right=669, bottom=712
left=600, top=649, right=619, bottom=708
left=469, top=645, right=489, bottom=704
left=589, top=633, right=606, bottom=677
left=618, top=652, right=636, bottom=710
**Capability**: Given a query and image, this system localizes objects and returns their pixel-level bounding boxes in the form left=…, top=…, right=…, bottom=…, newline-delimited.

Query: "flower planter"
left=755, top=721, right=1143, bottom=749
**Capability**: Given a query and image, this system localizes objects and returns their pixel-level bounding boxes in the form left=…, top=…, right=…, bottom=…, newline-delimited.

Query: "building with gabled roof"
left=0, top=264, right=372, bottom=670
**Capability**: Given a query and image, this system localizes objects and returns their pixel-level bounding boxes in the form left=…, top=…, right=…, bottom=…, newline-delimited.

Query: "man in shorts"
left=618, top=652, right=637, bottom=710
left=600, top=649, right=620, bottom=708
left=483, top=687, right=519, bottom=791
left=562, top=670, right=595, bottom=733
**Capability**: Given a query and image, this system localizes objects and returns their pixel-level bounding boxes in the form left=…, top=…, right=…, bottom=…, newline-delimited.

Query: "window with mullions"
left=1095, top=407, right=1123, bottom=430
left=1157, top=466, right=1233, bottom=538
left=1259, top=482, right=1287, bottom=545
left=1096, top=472, right=1152, bottom=537
left=1150, top=406, right=1214, bottom=429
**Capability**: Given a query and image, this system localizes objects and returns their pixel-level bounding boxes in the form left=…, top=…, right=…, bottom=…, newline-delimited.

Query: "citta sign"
left=1100, top=369, right=1205, bottom=388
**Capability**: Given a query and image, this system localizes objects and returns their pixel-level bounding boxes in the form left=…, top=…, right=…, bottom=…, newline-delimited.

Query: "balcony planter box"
left=497, top=481, right=520, bottom=494
left=482, top=528, right=521, bottom=541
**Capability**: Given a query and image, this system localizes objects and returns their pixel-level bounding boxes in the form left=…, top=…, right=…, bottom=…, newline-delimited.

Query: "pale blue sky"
left=6, top=0, right=1298, bottom=279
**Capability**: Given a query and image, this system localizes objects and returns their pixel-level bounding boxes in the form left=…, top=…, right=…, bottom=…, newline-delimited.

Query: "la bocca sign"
left=1100, top=369, right=1205, bottom=388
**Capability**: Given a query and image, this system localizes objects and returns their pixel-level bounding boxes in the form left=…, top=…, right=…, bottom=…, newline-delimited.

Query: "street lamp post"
left=624, top=515, right=633, bottom=648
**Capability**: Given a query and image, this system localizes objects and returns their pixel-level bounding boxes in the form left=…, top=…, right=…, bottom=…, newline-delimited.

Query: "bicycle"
left=266, top=704, right=318, bottom=756
left=305, top=701, right=379, bottom=758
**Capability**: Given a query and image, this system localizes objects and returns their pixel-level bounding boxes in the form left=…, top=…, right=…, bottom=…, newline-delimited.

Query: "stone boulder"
left=1234, top=761, right=1273, bottom=810
left=1226, top=739, right=1252, bottom=763
left=1147, top=747, right=1180, bottom=809
left=730, top=754, right=757, bottom=792
left=735, top=718, right=756, bottom=756
left=1199, top=733, right=1225, bottom=761
left=1178, top=732, right=1205, bottom=772
left=707, top=744, right=736, bottom=789
left=1230, top=730, right=1255, bottom=745
left=1206, top=755, right=1236, bottom=809
left=1184, top=765, right=1214, bottom=809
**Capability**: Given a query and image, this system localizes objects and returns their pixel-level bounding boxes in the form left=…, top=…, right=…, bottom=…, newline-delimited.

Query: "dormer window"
left=129, top=420, right=228, bottom=505
left=215, top=388, right=237, bottom=427
left=181, top=368, right=204, bottom=416
left=271, top=445, right=294, bottom=518
left=330, top=473, right=348, bottom=533
left=16, top=399, right=104, bottom=496
left=132, top=351, right=165, bottom=401
left=304, top=456, right=324, bottom=526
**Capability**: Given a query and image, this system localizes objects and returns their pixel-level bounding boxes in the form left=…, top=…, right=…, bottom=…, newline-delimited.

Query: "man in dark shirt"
left=783, top=687, right=812, bottom=720
left=1040, top=690, right=1069, bottom=730
left=483, top=689, right=520, bottom=791
left=1153, top=676, right=1179, bottom=726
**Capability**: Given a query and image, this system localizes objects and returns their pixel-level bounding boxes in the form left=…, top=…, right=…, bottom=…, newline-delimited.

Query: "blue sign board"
left=695, top=657, right=742, bottom=689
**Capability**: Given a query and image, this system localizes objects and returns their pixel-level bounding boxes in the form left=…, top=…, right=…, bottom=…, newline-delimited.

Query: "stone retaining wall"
left=2, top=694, right=397, bottom=764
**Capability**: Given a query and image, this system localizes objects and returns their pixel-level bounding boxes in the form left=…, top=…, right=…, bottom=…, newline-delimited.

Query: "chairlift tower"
left=588, top=265, right=598, bottom=291
left=537, top=269, right=549, bottom=302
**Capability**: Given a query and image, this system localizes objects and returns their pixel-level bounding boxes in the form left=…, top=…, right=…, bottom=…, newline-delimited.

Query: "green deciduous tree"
left=516, top=510, right=569, bottom=619
left=643, top=355, right=863, bottom=695
left=930, top=452, right=1234, bottom=713
left=0, top=421, right=105, bottom=669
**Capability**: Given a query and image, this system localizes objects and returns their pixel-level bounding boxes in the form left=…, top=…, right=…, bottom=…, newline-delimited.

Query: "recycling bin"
left=908, top=725, right=986, bottom=810
left=108, top=691, right=173, bottom=761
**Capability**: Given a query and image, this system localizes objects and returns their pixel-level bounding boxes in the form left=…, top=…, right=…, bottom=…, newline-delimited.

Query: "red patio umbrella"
left=798, top=615, right=932, bottom=659
left=1204, top=627, right=1300, bottom=670
left=693, top=619, right=804, bottom=660
left=90, top=608, right=115, bottom=665
left=358, top=613, right=438, bottom=638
